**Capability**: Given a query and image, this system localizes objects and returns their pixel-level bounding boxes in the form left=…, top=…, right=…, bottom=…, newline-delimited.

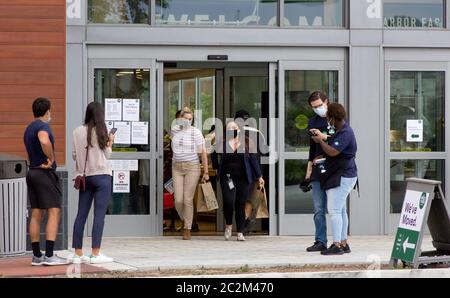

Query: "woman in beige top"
left=69, top=102, right=115, bottom=265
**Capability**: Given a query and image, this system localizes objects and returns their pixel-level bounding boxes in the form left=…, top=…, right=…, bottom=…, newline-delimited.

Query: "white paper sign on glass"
left=113, top=171, right=130, bottom=193
left=131, top=121, right=149, bottom=145
left=105, top=98, right=122, bottom=121
left=109, top=160, right=139, bottom=172
left=406, top=120, right=423, bottom=142
left=113, top=121, right=131, bottom=144
left=122, top=99, right=140, bottom=122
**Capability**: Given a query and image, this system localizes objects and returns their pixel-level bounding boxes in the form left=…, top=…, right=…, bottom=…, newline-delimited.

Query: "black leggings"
left=220, top=174, right=251, bottom=233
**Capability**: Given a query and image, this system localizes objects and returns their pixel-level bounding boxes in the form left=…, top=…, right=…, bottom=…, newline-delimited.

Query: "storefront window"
left=164, top=69, right=215, bottom=134
left=108, top=161, right=151, bottom=215
left=284, top=0, right=344, bottom=27
left=156, top=0, right=277, bottom=26
left=94, top=69, right=151, bottom=215
left=384, top=0, right=445, bottom=28
left=230, top=76, right=268, bottom=121
left=285, top=160, right=314, bottom=214
left=199, top=77, right=215, bottom=132
left=390, top=160, right=444, bottom=213
left=390, top=71, right=445, bottom=152
left=285, top=70, right=338, bottom=152
left=94, top=68, right=151, bottom=152
left=88, top=0, right=149, bottom=24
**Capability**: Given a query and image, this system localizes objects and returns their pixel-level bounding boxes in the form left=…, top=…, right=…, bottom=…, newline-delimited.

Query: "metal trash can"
left=0, top=154, right=27, bottom=257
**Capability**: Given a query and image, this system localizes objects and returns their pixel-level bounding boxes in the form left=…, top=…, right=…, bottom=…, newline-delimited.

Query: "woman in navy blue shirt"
left=310, top=103, right=358, bottom=256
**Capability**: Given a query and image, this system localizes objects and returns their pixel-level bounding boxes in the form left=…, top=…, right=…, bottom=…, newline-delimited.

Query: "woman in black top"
left=216, top=121, right=264, bottom=241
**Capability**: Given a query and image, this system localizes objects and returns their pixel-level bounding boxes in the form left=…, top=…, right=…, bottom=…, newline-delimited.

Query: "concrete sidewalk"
left=2, top=235, right=447, bottom=277
left=171, top=268, right=450, bottom=278
left=56, top=235, right=437, bottom=273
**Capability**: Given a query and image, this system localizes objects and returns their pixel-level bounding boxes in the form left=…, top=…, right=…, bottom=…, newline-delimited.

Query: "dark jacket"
left=212, top=142, right=262, bottom=185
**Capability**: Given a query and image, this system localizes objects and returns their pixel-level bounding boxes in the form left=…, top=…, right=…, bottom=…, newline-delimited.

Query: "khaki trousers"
left=172, top=161, right=201, bottom=230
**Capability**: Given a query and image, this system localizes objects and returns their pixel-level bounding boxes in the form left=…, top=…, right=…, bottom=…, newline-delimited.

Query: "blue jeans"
left=72, top=175, right=112, bottom=249
left=311, top=181, right=327, bottom=245
left=326, top=177, right=357, bottom=243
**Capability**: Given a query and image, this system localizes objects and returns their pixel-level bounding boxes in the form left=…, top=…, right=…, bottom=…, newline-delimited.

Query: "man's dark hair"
left=307, top=91, right=329, bottom=106
left=32, top=97, right=51, bottom=118
left=175, top=109, right=182, bottom=119
left=327, top=103, right=347, bottom=121
left=234, top=110, right=250, bottom=121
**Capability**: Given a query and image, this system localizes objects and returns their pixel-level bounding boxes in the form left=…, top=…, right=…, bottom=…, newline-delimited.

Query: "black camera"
left=300, top=179, right=312, bottom=193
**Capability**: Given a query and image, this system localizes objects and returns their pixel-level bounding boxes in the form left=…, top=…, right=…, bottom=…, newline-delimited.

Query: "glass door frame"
left=384, top=61, right=450, bottom=234
left=87, top=58, right=160, bottom=236
left=277, top=60, right=345, bottom=236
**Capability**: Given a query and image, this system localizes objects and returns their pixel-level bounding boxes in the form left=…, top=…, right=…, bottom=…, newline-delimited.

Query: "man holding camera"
left=300, top=92, right=335, bottom=252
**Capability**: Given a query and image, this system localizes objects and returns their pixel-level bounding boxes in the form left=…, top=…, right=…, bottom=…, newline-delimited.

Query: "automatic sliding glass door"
left=278, top=60, right=345, bottom=235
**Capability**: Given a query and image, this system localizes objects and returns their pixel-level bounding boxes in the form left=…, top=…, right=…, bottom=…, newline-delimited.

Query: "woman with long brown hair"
left=69, top=102, right=115, bottom=264
left=215, top=121, right=264, bottom=241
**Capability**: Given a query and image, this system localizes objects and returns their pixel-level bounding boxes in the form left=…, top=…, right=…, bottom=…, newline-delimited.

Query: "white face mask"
left=313, top=105, right=327, bottom=117
left=46, top=116, right=52, bottom=124
left=182, top=119, right=192, bottom=129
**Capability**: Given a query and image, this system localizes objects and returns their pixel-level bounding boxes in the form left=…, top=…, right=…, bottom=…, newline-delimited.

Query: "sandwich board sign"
left=390, top=178, right=450, bottom=269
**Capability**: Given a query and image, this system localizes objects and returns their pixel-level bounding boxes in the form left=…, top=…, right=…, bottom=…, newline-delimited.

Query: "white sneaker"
left=89, top=253, right=114, bottom=264
left=67, top=253, right=90, bottom=264
left=237, top=233, right=246, bottom=241
left=224, top=227, right=232, bottom=241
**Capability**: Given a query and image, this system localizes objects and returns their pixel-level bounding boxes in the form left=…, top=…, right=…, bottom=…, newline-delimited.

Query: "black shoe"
left=342, top=244, right=351, bottom=254
left=321, top=244, right=345, bottom=255
left=306, top=241, right=327, bottom=252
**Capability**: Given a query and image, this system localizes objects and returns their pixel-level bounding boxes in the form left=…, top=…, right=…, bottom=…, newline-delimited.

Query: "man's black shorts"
left=26, top=168, right=62, bottom=209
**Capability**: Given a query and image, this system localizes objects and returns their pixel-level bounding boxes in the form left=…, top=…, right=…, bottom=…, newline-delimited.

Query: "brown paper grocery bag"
left=254, top=186, right=269, bottom=219
left=196, top=184, right=209, bottom=213
left=199, top=182, right=219, bottom=212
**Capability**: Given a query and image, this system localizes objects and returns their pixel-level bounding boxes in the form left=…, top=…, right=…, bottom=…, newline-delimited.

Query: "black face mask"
left=226, top=129, right=239, bottom=139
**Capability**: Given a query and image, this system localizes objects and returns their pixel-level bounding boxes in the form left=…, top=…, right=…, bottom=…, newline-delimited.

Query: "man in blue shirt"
left=302, top=91, right=335, bottom=252
left=24, top=97, right=66, bottom=266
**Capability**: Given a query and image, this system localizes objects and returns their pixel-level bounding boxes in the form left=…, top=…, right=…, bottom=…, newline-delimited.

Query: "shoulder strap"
left=83, top=145, right=89, bottom=176
left=354, top=178, right=360, bottom=198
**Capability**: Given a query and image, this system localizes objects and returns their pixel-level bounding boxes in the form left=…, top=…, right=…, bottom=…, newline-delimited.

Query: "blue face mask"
left=313, top=105, right=327, bottom=117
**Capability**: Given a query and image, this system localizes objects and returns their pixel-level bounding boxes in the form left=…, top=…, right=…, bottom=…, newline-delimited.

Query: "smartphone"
left=109, top=128, right=118, bottom=135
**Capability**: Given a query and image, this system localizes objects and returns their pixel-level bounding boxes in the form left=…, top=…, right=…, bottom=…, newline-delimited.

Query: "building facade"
left=64, top=0, right=450, bottom=239
left=0, top=0, right=67, bottom=249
